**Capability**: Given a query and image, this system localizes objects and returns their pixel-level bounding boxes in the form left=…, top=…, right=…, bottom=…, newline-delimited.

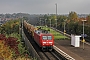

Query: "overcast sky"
left=0, top=0, right=90, bottom=14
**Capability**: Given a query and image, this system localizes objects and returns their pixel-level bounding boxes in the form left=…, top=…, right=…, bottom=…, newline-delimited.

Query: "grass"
left=37, top=26, right=69, bottom=40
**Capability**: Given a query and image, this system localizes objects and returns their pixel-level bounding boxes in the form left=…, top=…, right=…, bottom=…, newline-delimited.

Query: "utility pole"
left=45, top=19, right=47, bottom=26
left=55, top=3, right=57, bottom=28
left=49, top=19, right=51, bottom=28
left=64, top=19, right=67, bottom=39
left=82, top=20, right=87, bottom=50
left=40, top=18, right=41, bottom=26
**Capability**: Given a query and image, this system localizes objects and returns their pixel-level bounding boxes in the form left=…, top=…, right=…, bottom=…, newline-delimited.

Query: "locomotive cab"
left=34, top=29, right=54, bottom=51
left=24, top=21, right=54, bottom=51
left=41, top=34, right=54, bottom=51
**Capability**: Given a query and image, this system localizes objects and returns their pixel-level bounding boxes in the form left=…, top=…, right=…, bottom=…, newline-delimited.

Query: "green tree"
left=87, top=14, right=90, bottom=25
left=0, top=19, right=20, bottom=35
left=68, top=11, right=78, bottom=22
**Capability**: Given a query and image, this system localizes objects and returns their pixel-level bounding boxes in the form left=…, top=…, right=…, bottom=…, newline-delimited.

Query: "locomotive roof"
left=35, top=30, right=52, bottom=35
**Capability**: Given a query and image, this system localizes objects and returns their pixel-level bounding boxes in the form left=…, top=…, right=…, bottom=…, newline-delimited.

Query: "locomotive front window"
left=42, top=36, right=52, bottom=40
left=48, top=36, right=52, bottom=40
left=42, top=36, right=47, bottom=40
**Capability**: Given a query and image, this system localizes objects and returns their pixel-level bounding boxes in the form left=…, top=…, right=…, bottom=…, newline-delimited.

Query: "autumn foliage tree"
left=0, top=19, right=31, bottom=59
left=0, top=34, right=24, bottom=60
left=0, top=34, right=13, bottom=60
left=86, top=14, right=90, bottom=25
left=68, top=11, right=78, bottom=22
left=0, top=19, right=20, bottom=35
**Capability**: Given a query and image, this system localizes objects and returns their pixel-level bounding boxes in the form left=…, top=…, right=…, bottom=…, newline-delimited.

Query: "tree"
left=87, top=14, right=90, bottom=25
left=68, top=11, right=78, bottom=22
left=0, top=19, right=20, bottom=34
left=0, top=34, right=13, bottom=60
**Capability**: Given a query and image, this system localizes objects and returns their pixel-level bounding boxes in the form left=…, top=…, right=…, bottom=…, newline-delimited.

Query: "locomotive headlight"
left=43, top=42, right=46, bottom=45
left=49, top=42, right=52, bottom=45
left=49, top=42, right=52, bottom=43
left=43, top=42, right=46, bottom=44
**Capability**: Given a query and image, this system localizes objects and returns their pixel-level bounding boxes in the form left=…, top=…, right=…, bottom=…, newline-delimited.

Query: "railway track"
left=51, top=27, right=71, bottom=38
left=43, top=52, right=56, bottom=60
left=52, top=27, right=90, bottom=46
left=42, top=51, right=64, bottom=60
left=23, top=26, right=66, bottom=60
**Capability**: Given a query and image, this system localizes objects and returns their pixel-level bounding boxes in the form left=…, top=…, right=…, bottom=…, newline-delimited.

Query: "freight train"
left=24, top=21, right=54, bottom=51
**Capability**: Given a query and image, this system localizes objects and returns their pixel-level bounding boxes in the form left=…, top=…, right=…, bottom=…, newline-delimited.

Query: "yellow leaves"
left=0, top=40, right=5, bottom=47
left=16, top=22, right=19, bottom=25
left=11, top=24, right=13, bottom=28
left=2, top=51, right=12, bottom=59
left=11, top=22, right=19, bottom=28
left=51, top=15, right=56, bottom=20
left=2, top=24, right=6, bottom=27
left=0, top=40, right=13, bottom=59
left=15, top=56, right=30, bottom=60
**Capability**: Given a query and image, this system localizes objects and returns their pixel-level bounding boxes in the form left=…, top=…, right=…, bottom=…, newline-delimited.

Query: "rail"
left=53, top=45, right=75, bottom=60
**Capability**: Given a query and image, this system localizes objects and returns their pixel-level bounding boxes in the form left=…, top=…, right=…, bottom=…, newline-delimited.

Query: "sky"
left=0, top=0, right=90, bottom=14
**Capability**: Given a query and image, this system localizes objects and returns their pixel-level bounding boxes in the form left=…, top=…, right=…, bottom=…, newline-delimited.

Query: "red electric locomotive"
left=34, top=30, right=54, bottom=51
left=24, top=21, right=54, bottom=51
